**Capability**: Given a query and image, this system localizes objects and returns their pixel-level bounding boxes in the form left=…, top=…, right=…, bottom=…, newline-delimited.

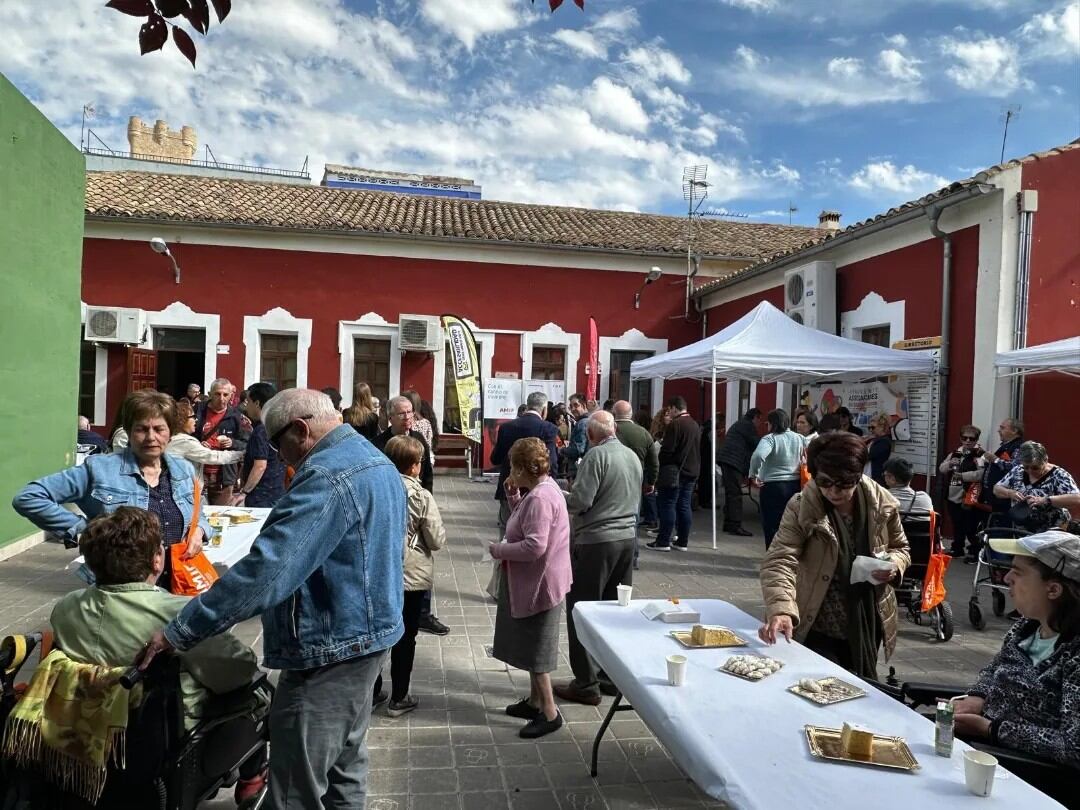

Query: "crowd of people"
left=7, top=382, right=1079, bottom=806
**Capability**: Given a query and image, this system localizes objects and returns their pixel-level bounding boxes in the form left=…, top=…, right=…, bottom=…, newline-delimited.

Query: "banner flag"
left=587, top=316, right=599, bottom=402
left=441, top=315, right=482, bottom=444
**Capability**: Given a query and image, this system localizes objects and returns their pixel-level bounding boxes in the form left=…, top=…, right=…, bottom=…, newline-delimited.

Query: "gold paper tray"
left=804, top=725, right=919, bottom=771
left=719, top=654, right=783, bottom=681
left=668, top=628, right=747, bottom=649
left=788, top=677, right=866, bottom=705
left=208, top=510, right=257, bottom=528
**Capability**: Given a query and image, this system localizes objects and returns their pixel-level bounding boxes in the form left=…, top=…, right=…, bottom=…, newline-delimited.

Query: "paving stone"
left=409, top=745, right=454, bottom=768
left=410, top=767, right=459, bottom=795
left=457, top=764, right=505, bottom=792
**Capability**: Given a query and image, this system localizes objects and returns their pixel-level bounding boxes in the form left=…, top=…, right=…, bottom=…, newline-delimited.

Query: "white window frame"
left=520, top=322, right=581, bottom=402
left=598, top=328, right=668, bottom=416
left=338, top=313, right=400, bottom=407
left=144, top=302, right=220, bottom=389
left=840, top=292, right=905, bottom=345
left=432, top=317, right=495, bottom=425
left=243, top=307, right=312, bottom=389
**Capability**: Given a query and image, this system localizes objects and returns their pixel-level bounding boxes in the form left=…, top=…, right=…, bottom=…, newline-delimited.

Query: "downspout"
left=1011, top=193, right=1036, bottom=417
left=925, top=203, right=951, bottom=494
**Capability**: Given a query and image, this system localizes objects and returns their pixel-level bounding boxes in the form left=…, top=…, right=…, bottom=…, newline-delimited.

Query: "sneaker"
left=505, top=698, right=542, bottom=720
left=645, top=526, right=661, bottom=536
left=645, top=541, right=671, bottom=552
left=234, top=769, right=268, bottom=809
left=419, top=615, right=450, bottom=636
left=553, top=682, right=602, bottom=706
left=371, top=690, right=389, bottom=711
left=519, top=710, right=564, bottom=739
left=387, top=695, right=419, bottom=717
left=672, top=543, right=688, bottom=552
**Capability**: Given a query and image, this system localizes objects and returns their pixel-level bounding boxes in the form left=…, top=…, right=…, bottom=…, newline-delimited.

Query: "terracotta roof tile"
left=693, top=139, right=1080, bottom=296
left=84, top=171, right=825, bottom=260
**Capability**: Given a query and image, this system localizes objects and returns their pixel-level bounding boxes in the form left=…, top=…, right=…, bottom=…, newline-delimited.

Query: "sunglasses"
left=815, top=475, right=859, bottom=492
left=269, top=414, right=314, bottom=452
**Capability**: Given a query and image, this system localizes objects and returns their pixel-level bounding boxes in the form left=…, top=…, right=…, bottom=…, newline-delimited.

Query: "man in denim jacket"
left=139, top=389, right=406, bottom=809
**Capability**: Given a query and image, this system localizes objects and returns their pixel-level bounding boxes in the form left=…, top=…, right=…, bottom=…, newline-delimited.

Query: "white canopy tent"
left=994, top=337, right=1080, bottom=378
left=630, top=301, right=938, bottom=548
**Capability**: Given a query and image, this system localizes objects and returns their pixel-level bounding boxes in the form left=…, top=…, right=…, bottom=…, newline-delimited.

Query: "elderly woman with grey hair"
left=994, top=441, right=1079, bottom=529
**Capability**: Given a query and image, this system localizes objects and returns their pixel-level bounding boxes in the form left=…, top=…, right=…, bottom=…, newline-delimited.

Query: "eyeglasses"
left=815, top=475, right=859, bottom=492
left=269, top=414, right=314, bottom=452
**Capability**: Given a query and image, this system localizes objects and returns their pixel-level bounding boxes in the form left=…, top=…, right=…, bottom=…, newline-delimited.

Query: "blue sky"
left=1, top=0, right=1077, bottom=226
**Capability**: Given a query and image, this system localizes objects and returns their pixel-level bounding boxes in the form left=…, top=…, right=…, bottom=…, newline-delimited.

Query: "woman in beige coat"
left=759, top=431, right=910, bottom=678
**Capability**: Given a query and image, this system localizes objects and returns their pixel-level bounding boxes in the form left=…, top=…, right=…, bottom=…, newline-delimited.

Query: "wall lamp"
left=634, top=267, right=663, bottom=309
left=150, top=237, right=181, bottom=284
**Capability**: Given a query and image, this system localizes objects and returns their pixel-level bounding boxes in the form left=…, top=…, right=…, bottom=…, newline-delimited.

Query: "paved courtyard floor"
left=0, top=472, right=1016, bottom=809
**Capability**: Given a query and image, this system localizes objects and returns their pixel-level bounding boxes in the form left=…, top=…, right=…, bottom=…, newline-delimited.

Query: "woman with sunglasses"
left=994, top=441, right=1079, bottom=527
left=758, top=431, right=910, bottom=678
left=938, top=425, right=988, bottom=561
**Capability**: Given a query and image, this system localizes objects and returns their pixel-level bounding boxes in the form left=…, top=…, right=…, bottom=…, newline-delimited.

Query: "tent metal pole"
left=712, top=366, right=718, bottom=550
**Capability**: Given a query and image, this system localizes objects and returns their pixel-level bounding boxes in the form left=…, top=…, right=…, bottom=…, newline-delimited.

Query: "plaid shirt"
left=972, top=619, right=1080, bottom=768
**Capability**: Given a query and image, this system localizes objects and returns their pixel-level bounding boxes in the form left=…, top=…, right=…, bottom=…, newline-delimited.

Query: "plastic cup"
left=666, top=654, right=687, bottom=686
left=964, top=750, right=998, bottom=797
left=617, top=584, right=632, bottom=606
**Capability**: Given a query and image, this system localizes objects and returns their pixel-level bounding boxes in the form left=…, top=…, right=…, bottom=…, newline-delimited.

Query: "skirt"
left=492, top=576, right=562, bottom=674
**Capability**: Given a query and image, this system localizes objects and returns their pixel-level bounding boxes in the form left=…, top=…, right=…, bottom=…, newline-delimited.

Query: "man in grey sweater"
left=554, top=411, right=642, bottom=706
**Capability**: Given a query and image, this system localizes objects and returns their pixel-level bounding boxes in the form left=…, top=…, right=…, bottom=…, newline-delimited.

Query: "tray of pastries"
left=208, top=510, right=258, bottom=528
left=788, top=677, right=866, bottom=705
left=719, top=653, right=784, bottom=681
left=805, top=723, right=919, bottom=771
left=669, top=624, right=747, bottom=649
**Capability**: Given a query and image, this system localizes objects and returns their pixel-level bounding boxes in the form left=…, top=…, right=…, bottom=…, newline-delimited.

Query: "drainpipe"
left=1011, top=191, right=1037, bottom=417
left=925, top=203, right=951, bottom=492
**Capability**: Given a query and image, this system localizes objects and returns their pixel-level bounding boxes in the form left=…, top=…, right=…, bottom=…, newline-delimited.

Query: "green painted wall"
left=0, top=74, right=85, bottom=549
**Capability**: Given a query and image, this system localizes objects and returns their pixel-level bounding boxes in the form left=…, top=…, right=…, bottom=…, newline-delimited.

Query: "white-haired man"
left=77, top=414, right=109, bottom=454
left=554, top=410, right=642, bottom=706
left=194, top=378, right=247, bottom=505
left=139, top=389, right=406, bottom=809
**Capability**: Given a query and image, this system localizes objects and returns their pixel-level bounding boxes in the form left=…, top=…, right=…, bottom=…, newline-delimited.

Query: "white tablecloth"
left=67, top=506, right=271, bottom=573
left=573, top=599, right=1064, bottom=810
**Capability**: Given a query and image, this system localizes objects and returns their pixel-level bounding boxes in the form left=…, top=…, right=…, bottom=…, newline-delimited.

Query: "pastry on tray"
left=840, top=722, right=875, bottom=758
left=690, top=624, right=741, bottom=647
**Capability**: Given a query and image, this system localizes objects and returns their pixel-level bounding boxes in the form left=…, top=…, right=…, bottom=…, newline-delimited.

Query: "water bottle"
left=935, top=700, right=955, bottom=757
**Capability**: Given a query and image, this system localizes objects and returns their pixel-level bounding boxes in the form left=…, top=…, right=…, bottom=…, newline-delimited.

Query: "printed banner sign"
left=523, top=379, right=566, bottom=406
left=441, top=315, right=482, bottom=444
left=587, top=317, right=599, bottom=402
left=484, top=378, right=523, bottom=420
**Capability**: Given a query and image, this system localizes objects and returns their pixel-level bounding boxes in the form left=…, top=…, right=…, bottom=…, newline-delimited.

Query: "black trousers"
left=720, top=463, right=745, bottom=528
left=374, top=590, right=426, bottom=702
left=566, top=539, right=635, bottom=693
left=947, top=501, right=986, bottom=555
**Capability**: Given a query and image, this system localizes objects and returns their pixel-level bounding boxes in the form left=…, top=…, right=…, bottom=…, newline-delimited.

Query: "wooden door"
left=353, top=338, right=391, bottom=402
left=126, top=348, right=158, bottom=393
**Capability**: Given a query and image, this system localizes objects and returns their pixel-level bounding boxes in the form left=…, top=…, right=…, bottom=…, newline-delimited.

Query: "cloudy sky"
left=2, top=0, right=1077, bottom=225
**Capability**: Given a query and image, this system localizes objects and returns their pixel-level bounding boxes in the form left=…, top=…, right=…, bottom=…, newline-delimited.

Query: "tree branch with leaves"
left=105, top=0, right=231, bottom=68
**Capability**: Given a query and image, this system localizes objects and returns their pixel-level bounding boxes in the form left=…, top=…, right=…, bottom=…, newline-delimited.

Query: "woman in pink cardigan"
left=489, top=437, right=572, bottom=738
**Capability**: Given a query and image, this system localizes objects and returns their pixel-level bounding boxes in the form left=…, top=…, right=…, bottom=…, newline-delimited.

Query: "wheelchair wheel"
left=969, top=600, right=986, bottom=631
left=934, top=601, right=954, bottom=642
left=992, top=590, right=1007, bottom=617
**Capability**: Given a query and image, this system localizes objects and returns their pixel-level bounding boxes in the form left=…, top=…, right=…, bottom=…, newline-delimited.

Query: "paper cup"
left=964, top=750, right=998, bottom=797
left=617, top=584, right=632, bottom=606
left=666, top=654, right=687, bottom=686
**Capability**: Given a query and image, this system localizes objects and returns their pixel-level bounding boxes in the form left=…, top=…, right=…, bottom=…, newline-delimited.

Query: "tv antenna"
left=788, top=200, right=798, bottom=225
left=999, top=105, right=1021, bottom=164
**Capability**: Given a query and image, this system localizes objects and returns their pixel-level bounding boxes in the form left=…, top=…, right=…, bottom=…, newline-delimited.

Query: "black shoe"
left=520, top=711, right=564, bottom=739
left=949, top=548, right=965, bottom=558
left=672, top=543, right=688, bottom=552
left=724, top=527, right=752, bottom=537
left=598, top=680, right=618, bottom=697
left=372, top=690, right=388, bottom=711
left=645, top=541, right=671, bottom=552
left=505, top=698, right=542, bottom=720
left=387, top=695, right=419, bottom=717
left=419, top=615, right=450, bottom=636
left=964, top=554, right=978, bottom=565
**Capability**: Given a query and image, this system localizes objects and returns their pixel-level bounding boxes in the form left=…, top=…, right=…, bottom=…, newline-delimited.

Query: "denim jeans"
left=656, top=479, right=696, bottom=547
left=640, top=491, right=658, bottom=525
left=760, top=479, right=800, bottom=549
left=268, top=650, right=386, bottom=810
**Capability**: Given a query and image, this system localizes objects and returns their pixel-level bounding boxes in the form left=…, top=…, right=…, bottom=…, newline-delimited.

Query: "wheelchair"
left=877, top=669, right=1079, bottom=809
left=1, top=633, right=271, bottom=810
left=894, top=511, right=954, bottom=642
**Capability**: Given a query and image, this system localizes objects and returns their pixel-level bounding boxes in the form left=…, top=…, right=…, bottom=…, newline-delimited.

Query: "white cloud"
left=941, top=35, right=1027, bottom=95
left=850, top=161, right=950, bottom=198
left=885, top=33, right=909, bottom=48
left=419, top=0, right=527, bottom=50
left=719, top=0, right=779, bottom=11
left=827, top=57, right=863, bottom=78
left=878, top=49, right=922, bottom=81
left=623, top=44, right=692, bottom=84
left=734, top=45, right=765, bottom=70
left=584, top=78, right=650, bottom=133
left=1018, top=2, right=1080, bottom=61
left=700, top=112, right=746, bottom=143
left=552, top=29, right=606, bottom=59
left=592, top=9, right=640, bottom=33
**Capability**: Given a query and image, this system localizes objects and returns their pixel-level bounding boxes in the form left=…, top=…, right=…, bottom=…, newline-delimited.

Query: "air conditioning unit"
left=784, top=261, right=836, bottom=333
left=84, top=307, right=146, bottom=344
left=399, top=314, right=443, bottom=352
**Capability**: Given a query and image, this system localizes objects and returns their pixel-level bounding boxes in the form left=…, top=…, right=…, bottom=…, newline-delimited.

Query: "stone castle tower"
left=127, top=117, right=197, bottom=161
